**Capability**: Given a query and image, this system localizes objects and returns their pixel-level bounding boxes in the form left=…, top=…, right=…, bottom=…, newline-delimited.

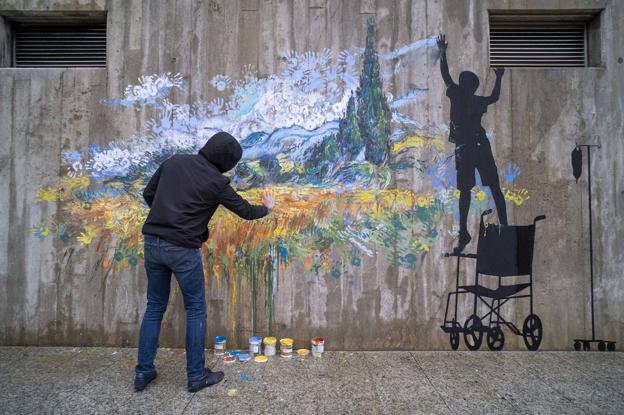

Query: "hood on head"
left=199, top=131, right=242, bottom=173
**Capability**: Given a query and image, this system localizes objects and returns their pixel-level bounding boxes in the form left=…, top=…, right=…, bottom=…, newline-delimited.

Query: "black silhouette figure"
left=437, top=34, right=508, bottom=253
left=440, top=210, right=546, bottom=351
left=571, top=144, right=616, bottom=352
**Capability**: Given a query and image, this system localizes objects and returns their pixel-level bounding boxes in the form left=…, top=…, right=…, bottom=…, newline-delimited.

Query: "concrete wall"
left=0, top=0, right=622, bottom=350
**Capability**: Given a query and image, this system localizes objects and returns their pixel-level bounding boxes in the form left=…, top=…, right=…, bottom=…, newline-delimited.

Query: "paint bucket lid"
left=224, top=355, right=236, bottom=363
left=296, top=348, right=310, bottom=356
left=238, top=353, right=252, bottom=362
left=312, top=337, right=325, bottom=345
left=280, top=338, right=294, bottom=347
left=263, top=337, right=277, bottom=345
left=254, top=355, right=268, bottom=363
left=214, top=336, right=227, bottom=343
left=228, top=350, right=242, bottom=357
left=249, top=336, right=262, bottom=345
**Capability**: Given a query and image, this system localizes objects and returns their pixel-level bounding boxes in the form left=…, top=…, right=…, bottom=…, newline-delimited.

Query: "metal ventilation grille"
left=15, top=23, right=106, bottom=68
left=489, top=22, right=586, bottom=67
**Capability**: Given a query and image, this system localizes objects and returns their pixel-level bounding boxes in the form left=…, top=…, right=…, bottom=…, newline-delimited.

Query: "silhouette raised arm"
left=437, top=34, right=454, bottom=87
left=486, top=67, right=505, bottom=104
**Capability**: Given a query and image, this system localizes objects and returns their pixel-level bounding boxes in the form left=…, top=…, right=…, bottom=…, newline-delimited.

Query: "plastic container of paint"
left=224, top=355, right=236, bottom=363
left=238, top=353, right=252, bottom=362
left=214, top=336, right=227, bottom=355
left=311, top=337, right=325, bottom=357
left=249, top=336, right=262, bottom=355
left=279, top=338, right=294, bottom=358
left=263, top=337, right=277, bottom=356
left=296, top=348, right=310, bottom=357
left=254, top=355, right=268, bottom=363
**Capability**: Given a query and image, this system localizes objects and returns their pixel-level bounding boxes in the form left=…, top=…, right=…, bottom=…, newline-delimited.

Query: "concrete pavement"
left=1, top=347, right=623, bottom=414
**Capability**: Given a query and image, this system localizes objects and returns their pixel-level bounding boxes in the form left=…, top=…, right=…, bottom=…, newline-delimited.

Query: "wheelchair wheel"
left=607, top=342, right=616, bottom=352
left=598, top=341, right=606, bottom=351
left=583, top=341, right=590, bottom=351
left=449, top=320, right=461, bottom=351
left=463, top=315, right=483, bottom=351
left=574, top=341, right=581, bottom=351
left=486, top=326, right=505, bottom=351
left=522, top=314, right=543, bottom=351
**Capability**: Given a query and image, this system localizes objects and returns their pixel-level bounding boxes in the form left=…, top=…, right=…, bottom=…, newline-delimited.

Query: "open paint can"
left=214, top=336, right=227, bottom=355
left=238, top=353, right=252, bottom=362
left=311, top=337, right=325, bottom=357
left=263, top=337, right=277, bottom=356
left=254, top=355, right=268, bottom=363
left=249, top=336, right=262, bottom=355
left=280, top=338, right=294, bottom=357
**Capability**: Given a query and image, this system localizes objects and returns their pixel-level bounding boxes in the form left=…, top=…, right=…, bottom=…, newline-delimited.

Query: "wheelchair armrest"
left=443, top=252, right=477, bottom=259
left=481, top=209, right=493, bottom=219
left=534, top=215, right=546, bottom=223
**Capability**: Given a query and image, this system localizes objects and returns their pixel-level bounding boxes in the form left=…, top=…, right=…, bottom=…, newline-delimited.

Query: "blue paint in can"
left=214, top=336, right=227, bottom=354
left=249, top=336, right=262, bottom=355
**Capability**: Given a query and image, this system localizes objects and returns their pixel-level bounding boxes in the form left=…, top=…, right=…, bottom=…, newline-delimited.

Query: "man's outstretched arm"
left=486, top=67, right=505, bottom=104
left=216, top=184, right=272, bottom=220
left=437, top=34, right=454, bottom=87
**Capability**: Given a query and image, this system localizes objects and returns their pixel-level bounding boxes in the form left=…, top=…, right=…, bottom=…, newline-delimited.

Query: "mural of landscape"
left=33, top=19, right=531, bottom=327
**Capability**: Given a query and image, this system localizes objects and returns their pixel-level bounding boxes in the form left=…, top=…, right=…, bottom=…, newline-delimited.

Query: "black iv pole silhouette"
left=571, top=144, right=616, bottom=352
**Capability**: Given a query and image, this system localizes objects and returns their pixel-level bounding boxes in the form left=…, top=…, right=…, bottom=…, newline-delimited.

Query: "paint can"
left=238, top=353, right=252, bottom=362
left=254, top=355, right=268, bottom=363
left=296, top=348, right=310, bottom=357
left=263, top=337, right=277, bottom=356
left=279, top=338, right=294, bottom=358
left=214, top=336, right=227, bottom=355
left=249, top=336, right=262, bottom=355
left=224, top=355, right=236, bottom=363
left=311, top=337, right=325, bottom=357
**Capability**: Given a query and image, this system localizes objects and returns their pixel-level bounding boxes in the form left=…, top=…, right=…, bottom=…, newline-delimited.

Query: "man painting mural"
left=437, top=34, right=508, bottom=253
left=134, top=132, right=275, bottom=392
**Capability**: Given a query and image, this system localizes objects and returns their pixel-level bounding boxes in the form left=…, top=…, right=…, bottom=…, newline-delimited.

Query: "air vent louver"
left=489, top=22, right=586, bottom=67
left=15, top=23, right=106, bottom=68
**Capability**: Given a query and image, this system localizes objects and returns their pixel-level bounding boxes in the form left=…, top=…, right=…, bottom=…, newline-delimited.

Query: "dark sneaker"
left=453, top=230, right=471, bottom=254
left=188, top=368, right=224, bottom=392
left=134, top=371, right=157, bottom=392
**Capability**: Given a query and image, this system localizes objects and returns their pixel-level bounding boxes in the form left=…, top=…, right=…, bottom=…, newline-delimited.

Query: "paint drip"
left=249, top=336, right=262, bottom=355
left=263, top=337, right=277, bottom=356
left=214, top=336, right=227, bottom=355
left=311, top=337, right=325, bottom=357
left=280, top=338, right=294, bottom=357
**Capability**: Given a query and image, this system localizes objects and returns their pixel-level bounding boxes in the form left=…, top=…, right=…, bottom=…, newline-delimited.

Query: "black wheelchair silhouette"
left=440, top=209, right=546, bottom=351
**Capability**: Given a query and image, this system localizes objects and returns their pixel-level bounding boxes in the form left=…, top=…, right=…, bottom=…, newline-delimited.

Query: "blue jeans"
left=136, top=235, right=207, bottom=381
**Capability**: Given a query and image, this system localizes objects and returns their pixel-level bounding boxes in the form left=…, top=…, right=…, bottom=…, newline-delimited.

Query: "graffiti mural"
left=571, top=144, right=616, bottom=352
left=436, top=35, right=547, bottom=351
left=440, top=210, right=546, bottom=351
left=34, top=19, right=532, bottom=330
left=437, top=34, right=508, bottom=254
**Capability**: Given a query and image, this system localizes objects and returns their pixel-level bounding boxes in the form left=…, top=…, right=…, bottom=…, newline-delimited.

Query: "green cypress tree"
left=337, top=93, right=363, bottom=160
left=356, top=18, right=392, bottom=166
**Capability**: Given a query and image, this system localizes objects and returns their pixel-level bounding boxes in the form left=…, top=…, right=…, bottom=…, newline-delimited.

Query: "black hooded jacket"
left=141, top=132, right=269, bottom=248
